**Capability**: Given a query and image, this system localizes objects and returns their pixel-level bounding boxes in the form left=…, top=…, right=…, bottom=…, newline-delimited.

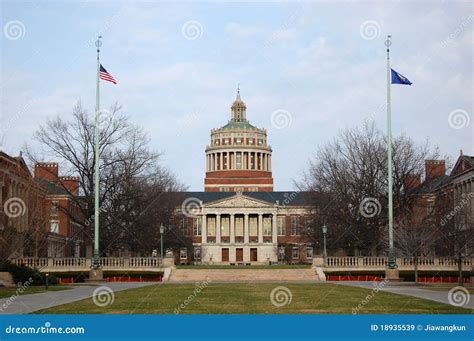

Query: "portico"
left=196, top=192, right=278, bottom=264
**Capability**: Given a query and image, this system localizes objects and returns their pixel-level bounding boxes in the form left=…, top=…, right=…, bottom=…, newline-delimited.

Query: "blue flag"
left=391, top=69, right=412, bottom=85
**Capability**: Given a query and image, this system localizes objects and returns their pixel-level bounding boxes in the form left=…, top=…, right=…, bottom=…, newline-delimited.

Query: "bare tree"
left=435, top=191, right=473, bottom=286
left=299, top=121, right=437, bottom=256
left=27, top=102, right=185, bottom=256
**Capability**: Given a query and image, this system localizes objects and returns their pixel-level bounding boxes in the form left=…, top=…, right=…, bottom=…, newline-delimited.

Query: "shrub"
left=0, top=260, right=58, bottom=286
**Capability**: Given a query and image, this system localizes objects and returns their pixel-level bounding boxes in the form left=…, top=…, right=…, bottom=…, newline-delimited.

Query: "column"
left=258, top=214, right=263, bottom=243
left=243, top=152, right=247, bottom=169
left=272, top=213, right=277, bottom=244
left=225, top=151, right=229, bottom=170
left=233, top=152, right=237, bottom=169
left=230, top=214, right=235, bottom=244
left=216, top=214, right=221, bottom=244
left=201, top=214, right=207, bottom=243
left=219, top=152, right=223, bottom=170
left=269, top=154, right=272, bottom=172
left=244, top=214, right=249, bottom=243
left=263, top=154, right=267, bottom=171
left=260, top=153, right=263, bottom=170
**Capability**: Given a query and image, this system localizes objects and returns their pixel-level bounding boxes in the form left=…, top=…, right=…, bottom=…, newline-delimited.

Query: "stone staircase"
left=168, top=267, right=325, bottom=282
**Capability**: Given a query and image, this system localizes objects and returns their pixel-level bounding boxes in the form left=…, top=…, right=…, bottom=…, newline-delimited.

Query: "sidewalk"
left=0, top=282, right=158, bottom=314
left=333, top=281, right=474, bottom=309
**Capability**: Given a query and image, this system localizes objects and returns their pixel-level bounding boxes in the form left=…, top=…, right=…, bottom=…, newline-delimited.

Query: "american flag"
left=99, top=64, right=117, bottom=84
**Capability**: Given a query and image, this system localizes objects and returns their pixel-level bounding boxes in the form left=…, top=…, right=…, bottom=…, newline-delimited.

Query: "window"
left=50, top=221, right=59, bottom=234
left=292, top=247, right=299, bottom=260
left=306, top=247, right=313, bottom=259
left=249, top=216, right=258, bottom=236
left=236, top=153, right=242, bottom=169
left=193, top=217, right=202, bottom=236
left=278, top=246, right=286, bottom=261
left=304, top=217, right=312, bottom=232
left=221, top=216, right=230, bottom=237
left=263, top=217, right=272, bottom=236
left=50, top=201, right=59, bottom=216
left=180, top=248, right=187, bottom=260
left=194, top=247, right=201, bottom=261
left=235, top=216, right=244, bottom=237
left=180, top=217, right=187, bottom=235
left=291, top=216, right=299, bottom=236
left=277, top=217, right=286, bottom=236
left=207, top=216, right=216, bottom=236
left=427, top=201, right=434, bottom=215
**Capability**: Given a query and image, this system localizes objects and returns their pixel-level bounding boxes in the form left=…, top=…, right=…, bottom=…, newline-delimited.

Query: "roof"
left=35, top=178, right=70, bottom=195
left=220, top=120, right=257, bottom=131
left=412, top=174, right=451, bottom=195
left=179, top=191, right=314, bottom=206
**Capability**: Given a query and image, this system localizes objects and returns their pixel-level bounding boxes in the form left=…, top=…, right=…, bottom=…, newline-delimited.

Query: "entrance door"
left=236, top=248, right=243, bottom=262
left=222, top=248, right=229, bottom=262
left=250, top=248, right=258, bottom=262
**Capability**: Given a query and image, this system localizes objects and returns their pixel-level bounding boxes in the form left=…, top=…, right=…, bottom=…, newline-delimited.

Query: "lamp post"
left=322, top=224, right=328, bottom=260
left=160, top=223, right=164, bottom=265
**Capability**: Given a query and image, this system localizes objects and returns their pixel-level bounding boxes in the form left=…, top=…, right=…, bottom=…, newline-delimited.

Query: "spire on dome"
left=231, top=86, right=246, bottom=122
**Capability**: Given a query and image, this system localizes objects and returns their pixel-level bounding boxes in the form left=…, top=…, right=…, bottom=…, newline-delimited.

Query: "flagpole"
left=385, top=35, right=397, bottom=270
left=93, top=36, right=102, bottom=270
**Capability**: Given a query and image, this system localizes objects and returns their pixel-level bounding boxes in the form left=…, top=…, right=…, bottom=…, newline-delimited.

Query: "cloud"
left=225, top=22, right=261, bottom=39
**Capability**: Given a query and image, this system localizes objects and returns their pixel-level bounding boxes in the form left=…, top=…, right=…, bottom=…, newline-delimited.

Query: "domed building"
left=175, top=89, right=314, bottom=265
left=204, top=89, right=273, bottom=192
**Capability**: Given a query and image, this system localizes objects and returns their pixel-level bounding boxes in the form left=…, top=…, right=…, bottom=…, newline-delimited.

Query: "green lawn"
left=0, top=286, right=70, bottom=299
left=37, top=283, right=471, bottom=314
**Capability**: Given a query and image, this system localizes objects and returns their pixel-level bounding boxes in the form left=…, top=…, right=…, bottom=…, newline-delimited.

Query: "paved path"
left=333, top=281, right=474, bottom=309
left=0, top=282, right=158, bottom=314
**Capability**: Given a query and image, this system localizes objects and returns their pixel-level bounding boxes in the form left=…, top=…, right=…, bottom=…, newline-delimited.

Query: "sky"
left=1, top=0, right=472, bottom=191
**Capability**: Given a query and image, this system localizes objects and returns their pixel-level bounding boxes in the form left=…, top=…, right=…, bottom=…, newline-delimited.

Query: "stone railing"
left=11, top=257, right=165, bottom=273
left=320, top=256, right=473, bottom=272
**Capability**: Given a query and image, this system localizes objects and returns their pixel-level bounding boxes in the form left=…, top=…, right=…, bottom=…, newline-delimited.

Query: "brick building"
left=0, top=151, right=85, bottom=258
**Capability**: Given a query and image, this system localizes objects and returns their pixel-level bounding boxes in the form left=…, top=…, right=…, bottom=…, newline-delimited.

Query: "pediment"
left=205, top=194, right=272, bottom=208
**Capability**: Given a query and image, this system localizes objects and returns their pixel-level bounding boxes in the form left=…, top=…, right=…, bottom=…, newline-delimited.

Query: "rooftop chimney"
left=58, top=176, right=80, bottom=195
left=425, top=160, right=446, bottom=180
left=35, top=162, right=59, bottom=182
left=404, top=173, right=421, bottom=190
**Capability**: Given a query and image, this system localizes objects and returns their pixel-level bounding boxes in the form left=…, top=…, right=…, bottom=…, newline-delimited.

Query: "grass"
left=36, top=283, right=471, bottom=314
left=176, top=264, right=311, bottom=269
left=0, top=286, right=70, bottom=299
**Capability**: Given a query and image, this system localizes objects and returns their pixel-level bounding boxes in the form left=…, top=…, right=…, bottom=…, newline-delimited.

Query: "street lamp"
left=322, top=224, right=328, bottom=259
left=160, top=223, right=164, bottom=265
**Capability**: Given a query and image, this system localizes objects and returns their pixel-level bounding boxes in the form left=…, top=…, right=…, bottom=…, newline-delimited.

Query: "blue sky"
left=1, top=0, right=472, bottom=190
